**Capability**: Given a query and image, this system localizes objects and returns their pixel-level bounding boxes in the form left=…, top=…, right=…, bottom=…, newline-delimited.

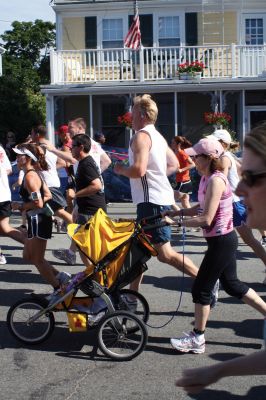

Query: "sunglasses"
left=194, top=154, right=208, bottom=159
left=241, top=170, right=266, bottom=187
left=71, top=144, right=79, bottom=148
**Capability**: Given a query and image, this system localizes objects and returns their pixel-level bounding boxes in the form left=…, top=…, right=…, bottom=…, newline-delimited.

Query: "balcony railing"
left=50, top=44, right=266, bottom=85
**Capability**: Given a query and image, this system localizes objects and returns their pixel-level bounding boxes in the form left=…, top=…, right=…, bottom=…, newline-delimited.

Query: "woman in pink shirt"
left=166, top=138, right=266, bottom=354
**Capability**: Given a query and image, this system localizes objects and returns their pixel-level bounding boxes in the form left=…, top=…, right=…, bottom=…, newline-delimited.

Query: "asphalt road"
left=1, top=203, right=266, bottom=400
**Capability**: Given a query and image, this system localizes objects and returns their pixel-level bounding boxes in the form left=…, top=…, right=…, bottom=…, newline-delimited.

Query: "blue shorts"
left=137, top=202, right=171, bottom=244
left=233, top=201, right=247, bottom=227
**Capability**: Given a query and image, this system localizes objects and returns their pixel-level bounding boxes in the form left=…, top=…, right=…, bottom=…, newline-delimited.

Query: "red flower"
left=204, top=112, right=232, bottom=127
left=117, top=112, right=132, bottom=128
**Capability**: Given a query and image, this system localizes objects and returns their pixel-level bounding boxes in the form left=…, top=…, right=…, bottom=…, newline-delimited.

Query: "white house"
left=43, top=0, right=266, bottom=146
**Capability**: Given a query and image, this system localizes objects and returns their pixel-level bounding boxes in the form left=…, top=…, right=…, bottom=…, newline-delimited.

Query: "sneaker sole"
left=171, top=345, right=205, bottom=354
left=170, top=340, right=205, bottom=354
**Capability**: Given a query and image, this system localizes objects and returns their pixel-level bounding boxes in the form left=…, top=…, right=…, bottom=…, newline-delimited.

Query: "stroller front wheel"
left=97, top=310, right=147, bottom=361
left=7, top=298, right=55, bottom=345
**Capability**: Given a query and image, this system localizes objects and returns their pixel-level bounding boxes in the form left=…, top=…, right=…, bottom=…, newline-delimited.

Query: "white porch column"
left=174, top=92, right=178, bottom=136
left=241, top=89, right=246, bottom=143
left=89, top=94, right=93, bottom=138
left=46, top=94, right=55, bottom=145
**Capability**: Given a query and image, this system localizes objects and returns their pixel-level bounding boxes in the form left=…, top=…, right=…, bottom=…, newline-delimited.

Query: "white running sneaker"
left=170, top=331, right=205, bottom=354
left=0, top=253, right=7, bottom=265
left=121, top=295, right=138, bottom=312
left=52, top=249, right=76, bottom=265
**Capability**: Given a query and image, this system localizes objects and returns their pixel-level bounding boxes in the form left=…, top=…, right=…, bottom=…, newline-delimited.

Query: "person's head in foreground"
left=185, top=137, right=224, bottom=175
left=235, top=123, right=266, bottom=230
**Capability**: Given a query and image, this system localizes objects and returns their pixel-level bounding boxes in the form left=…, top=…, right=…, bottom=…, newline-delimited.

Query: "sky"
left=0, top=0, right=55, bottom=37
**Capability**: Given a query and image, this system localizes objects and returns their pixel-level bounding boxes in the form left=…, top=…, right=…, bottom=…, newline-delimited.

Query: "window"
left=245, top=18, right=264, bottom=45
left=158, top=16, right=180, bottom=47
left=102, top=19, right=123, bottom=49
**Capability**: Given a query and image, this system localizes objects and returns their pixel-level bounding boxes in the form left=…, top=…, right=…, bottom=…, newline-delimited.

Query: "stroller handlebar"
left=138, top=213, right=162, bottom=224
left=141, top=220, right=170, bottom=232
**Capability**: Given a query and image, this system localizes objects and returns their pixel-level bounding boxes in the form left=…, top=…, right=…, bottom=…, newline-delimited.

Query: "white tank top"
left=223, top=151, right=240, bottom=202
left=128, top=124, right=174, bottom=205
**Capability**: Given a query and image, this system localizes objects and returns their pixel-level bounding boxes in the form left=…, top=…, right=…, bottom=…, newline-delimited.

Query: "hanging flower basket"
left=204, top=112, right=232, bottom=128
left=117, top=112, right=132, bottom=128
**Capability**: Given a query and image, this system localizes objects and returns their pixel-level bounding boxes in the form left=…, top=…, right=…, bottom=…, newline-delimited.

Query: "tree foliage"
left=0, top=20, right=55, bottom=142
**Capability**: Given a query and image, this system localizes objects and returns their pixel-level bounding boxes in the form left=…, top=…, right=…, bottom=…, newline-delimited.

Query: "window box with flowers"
left=117, top=112, right=132, bottom=129
left=204, top=111, right=232, bottom=128
left=178, top=61, right=204, bottom=80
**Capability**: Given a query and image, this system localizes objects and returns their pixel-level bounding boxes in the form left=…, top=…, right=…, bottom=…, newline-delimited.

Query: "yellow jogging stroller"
left=7, top=209, right=162, bottom=361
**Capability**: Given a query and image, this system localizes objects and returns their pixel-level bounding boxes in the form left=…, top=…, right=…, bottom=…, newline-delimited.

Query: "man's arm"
left=44, top=142, right=77, bottom=164
left=166, top=146, right=179, bottom=176
left=100, top=151, right=112, bottom=172
left=69, top=178, right=102, bottom=199
left=176, top=350, right=266, bottom=395
left=114, top=131, right=151, bottom=178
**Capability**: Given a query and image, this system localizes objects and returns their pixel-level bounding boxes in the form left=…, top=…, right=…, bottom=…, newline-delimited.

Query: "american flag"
left=124, top=4, right=141, bottom=50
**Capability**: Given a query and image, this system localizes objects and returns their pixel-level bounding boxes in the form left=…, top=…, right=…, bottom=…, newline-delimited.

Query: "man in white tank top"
left=210, top=129, right=266, bottom=281
left=114, top=94, right=198, bottom=291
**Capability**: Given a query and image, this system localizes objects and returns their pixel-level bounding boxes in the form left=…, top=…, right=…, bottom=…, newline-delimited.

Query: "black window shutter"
left=85, top=16, right=97, bottom=48
left=129, top=14, right=153, bottom=47
left=185, top=13, right=198, bottom=46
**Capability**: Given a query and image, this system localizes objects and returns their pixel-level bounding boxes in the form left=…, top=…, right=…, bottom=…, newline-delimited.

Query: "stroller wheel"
left=116, top=289, right=149, bottom=333
left=98, top=310, right=147, bottom=361
left=7, top=298, right=55, bottom=345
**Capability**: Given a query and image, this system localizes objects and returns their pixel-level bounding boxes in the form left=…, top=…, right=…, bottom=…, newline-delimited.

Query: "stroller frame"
left=7, top=213, right=166, bottom=361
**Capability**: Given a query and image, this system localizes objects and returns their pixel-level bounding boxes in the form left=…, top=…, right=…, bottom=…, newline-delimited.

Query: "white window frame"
left=102, top=18, right=124, bottom=49
left=241, top=13, right=266, bottom=45
left=154, top=12, right=185, bottom=47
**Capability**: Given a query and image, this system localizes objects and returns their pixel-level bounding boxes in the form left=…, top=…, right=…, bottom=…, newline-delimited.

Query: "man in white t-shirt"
left=45, top=117, right=111, bottom=265
left=0, top=146, right=25, bottom=264
left=114, top=94, right=198, bottom=291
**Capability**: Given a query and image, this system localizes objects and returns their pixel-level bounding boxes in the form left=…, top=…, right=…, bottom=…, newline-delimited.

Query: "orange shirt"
left=175, top=149, right=191, bottom=183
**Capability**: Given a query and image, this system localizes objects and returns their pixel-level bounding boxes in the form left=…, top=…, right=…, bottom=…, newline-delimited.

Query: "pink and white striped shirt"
left=198, top=171, right=233, bottom=237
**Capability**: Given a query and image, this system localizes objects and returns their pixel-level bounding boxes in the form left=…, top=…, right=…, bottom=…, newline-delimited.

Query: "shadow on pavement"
left=143, top=275, right=193, bottom=293
left=188, top=386, right=266, bottom=399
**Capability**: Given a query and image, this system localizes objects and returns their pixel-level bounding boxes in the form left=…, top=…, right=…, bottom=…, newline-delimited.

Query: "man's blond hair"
left=71, top=117, right=87, bottom=131
left=133, top=94, right=158, bottom=124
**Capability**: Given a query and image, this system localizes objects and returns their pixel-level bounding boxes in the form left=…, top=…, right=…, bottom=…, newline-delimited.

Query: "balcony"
left=50, top=44, right=266, bottom=85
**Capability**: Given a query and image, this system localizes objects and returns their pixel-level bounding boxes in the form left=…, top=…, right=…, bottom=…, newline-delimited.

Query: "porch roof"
left=42, top=76, right=266, bottom=96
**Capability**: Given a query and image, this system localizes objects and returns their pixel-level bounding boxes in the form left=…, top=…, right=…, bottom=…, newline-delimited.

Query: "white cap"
left=207, top=129, right=232, bottom=144
left=13, top=147, right=38, bottom=162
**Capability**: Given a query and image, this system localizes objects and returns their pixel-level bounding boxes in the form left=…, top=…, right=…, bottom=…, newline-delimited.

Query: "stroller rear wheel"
left=7, top=298, right=55, bottom=345
left=117, top=289, right=149, bottom=333
left=98, top=310, right=147, bottom=361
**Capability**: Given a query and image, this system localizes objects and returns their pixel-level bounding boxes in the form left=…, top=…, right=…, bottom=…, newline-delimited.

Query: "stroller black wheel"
left=7, top=298, right=55, bottom=345
left=98, top=310, right=147, bottom=361
left=116, top=289, right=149, bottom=333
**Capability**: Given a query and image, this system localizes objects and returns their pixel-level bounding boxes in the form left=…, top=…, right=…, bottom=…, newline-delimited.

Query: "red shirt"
left=175, top=149, right=190, bottom=183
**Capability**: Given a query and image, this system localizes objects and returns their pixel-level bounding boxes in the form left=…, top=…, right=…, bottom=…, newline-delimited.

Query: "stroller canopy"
left=67, top=208, right=135, bottom=264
